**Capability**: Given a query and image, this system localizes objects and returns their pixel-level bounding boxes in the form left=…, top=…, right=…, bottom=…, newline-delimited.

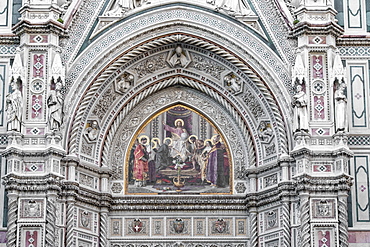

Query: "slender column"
left=99, top=208, right=108, bottom=247
left=338, top=192, right=349, bottom=247
left=249, top=209, right=258, bottom=247
left=65, top=198, right=76, bottom=247
left=281, top=200, right=291, bottom=247
left=299, top=193, right=310, bottom=247
left=6, top=192, right=18, bottom=247
left=45, top=193, right=57, bottom=247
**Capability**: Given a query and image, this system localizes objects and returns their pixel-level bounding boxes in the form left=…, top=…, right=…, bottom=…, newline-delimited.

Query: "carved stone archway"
left=64, top=12, right=294, bottom=155
left=107, top=84, right=251, bottom=194
left=69, top=40, right=290, bottom=175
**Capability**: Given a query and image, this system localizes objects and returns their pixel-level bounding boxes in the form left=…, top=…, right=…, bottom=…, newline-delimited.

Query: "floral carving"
left=235, top=182, right=246, bottom=193
left=189, top=54, right=225, bottom=80
left=132, top=54, right=168, bottom=79
left=93, top=86, right=117, bottom=119
left=241, top=89, right=265, bottom=119
left=111, top=182, right=123, bottom=193
left=80, top=173, right=94, bottom=188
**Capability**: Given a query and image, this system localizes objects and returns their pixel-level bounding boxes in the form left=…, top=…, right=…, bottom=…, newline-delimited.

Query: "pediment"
left=90, top=0, right=267, bottom=39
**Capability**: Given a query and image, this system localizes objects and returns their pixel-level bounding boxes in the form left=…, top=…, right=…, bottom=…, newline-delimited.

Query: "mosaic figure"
left=127, top=105, right=231, bottom=194
left=133, top=136, right=150, bottom=187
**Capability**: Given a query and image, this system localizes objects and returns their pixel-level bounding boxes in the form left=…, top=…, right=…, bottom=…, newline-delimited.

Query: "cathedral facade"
left=0, top=0, right=369, bottom=246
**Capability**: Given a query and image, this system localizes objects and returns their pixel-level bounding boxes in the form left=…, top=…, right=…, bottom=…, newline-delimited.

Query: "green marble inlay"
left=335, top=0, right=344, bottom=27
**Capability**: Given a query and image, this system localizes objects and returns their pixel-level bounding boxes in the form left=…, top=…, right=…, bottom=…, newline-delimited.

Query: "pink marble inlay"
left=318, top=230, right=331, bottom=247
left=0, top=231, right=6, bottom=243
left=313, top=164, right=332, bottom=172
left=349, top=231, right=370, bottom=243
left=312, top=55, right=324, bottom=79
left=26, top=128, right=44, bottom=135
left=314, top=96, right=325, bottom=119
left=33, top=54, right=44, bottom=78
left=311, top=128, right=330, bottom=136
left=360, top=185, right=367, bottom=192
left=25, top=163, right=44, bottom=172
left=31, top=95, right=42, bottom=119
left=309, top=36, right=326, bottom=44
left=26, top=230, right=38, bottom=247
left=30, top=35, right=48, bottom=43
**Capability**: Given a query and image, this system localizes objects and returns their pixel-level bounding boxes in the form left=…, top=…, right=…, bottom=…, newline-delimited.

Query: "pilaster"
left=290, top=1, right=353, bottom=247
left=2, top=1, right=67, bottom=247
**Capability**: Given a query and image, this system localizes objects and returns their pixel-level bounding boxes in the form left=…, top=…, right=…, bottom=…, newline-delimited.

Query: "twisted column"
left=45, top=195, right=56, bottom=247
left=281, top=202, right=291, bottom=247
left=66, top=200, right=75, bottom=247
left=338, top=194, right=349, bottom=247
left=99, top=210, right=108, bottom=247
left=6, top=192, right=18, bottom=247
left=249, top=210, right=258, bottom=247
left=299, top=196, right=310, bottom=247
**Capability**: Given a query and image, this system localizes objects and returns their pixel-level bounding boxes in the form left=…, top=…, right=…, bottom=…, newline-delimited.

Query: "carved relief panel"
left=19, top=198, right=45, bottom=220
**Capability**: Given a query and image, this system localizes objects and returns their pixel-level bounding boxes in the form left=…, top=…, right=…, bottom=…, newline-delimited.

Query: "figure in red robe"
left=133, top=137, right=149, bottom=187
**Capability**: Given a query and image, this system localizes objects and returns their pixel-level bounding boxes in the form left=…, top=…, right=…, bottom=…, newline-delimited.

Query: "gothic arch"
left=66, top=40, right=292, bottom=162
left=107, top=86, right=251, bottom=194
left=67, top=42, right=290, bottom=174
left=63, top=6, right=294, bottom=154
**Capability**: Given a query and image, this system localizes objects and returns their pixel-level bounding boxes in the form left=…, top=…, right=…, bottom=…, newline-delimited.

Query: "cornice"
left=2, top=173, right=64, bottom=193
left=1, top=146, right=66, bottom=157
left=290, top=21, right=344, bottom=38
left=0, top=35, right=20, bottom=45
left=293, top=173, right=353, bottom=193
left=337, top=35, right=370, bottom=46
left=12, top=19, right=68, bottom=37
left=290, top=146, right=353, bottom=158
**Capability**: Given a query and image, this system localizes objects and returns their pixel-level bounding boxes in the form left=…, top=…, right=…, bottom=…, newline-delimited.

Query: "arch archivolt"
left=68, top=34, right=292, bottom=167
left=65, top=6, right=291, bottom=94
left=72, top=42, right=289, bottom=173
left=64, top=7, right=294, bottom=150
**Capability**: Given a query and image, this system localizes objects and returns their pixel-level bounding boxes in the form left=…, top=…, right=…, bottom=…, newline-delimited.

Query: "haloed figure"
left=133, top=137, right=150, bottom=187
left=206, top=135, right=228, bottom=188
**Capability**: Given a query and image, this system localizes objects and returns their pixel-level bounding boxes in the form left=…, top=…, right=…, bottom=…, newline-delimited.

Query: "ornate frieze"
left=132, top=53, right=168, bottom=79
left=240, top=89, right=265, bottom=120
left=111, top=218, right=123, bottom=237
left=193, top=218, right=206, bottom=236
left=92, top=85, right=118, bottom=120
left=311, top=199, right=336, bottom=220
left=79, top=210, right=93, bottom=231
left=189, top=53, right=225, bottom=80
